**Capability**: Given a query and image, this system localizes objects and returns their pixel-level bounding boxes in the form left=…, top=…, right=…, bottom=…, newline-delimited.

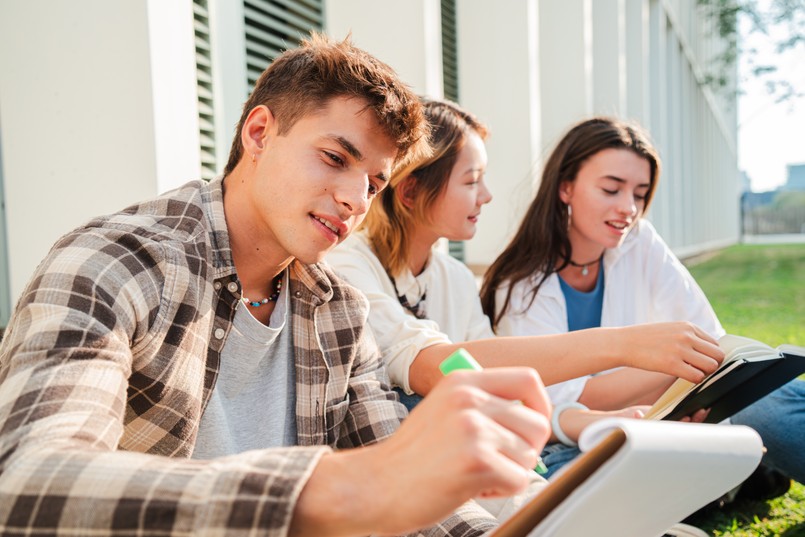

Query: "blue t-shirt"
left=558, top=267, right=605, bottom=332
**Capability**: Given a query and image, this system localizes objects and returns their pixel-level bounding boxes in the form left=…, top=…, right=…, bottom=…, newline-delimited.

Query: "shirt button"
left=213, top=282, right=222, bottom=290
left=227, top=282, right=239, bottom=293
left=214, top=328, right=226, bottom=340
left=294, top=291, right=302, bottom=298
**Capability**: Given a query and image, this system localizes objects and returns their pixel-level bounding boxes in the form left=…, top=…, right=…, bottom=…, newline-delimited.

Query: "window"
left=441, top=0, right=465, bottom=262
left=244, top=0, right=324, bottom=87
left=193, top=0, right=217, bottom=181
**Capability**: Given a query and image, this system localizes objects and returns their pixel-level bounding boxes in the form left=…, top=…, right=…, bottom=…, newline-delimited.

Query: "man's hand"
left=290, top=367, right=551, bottom=537
left=615, top=322, right=724, bottom=384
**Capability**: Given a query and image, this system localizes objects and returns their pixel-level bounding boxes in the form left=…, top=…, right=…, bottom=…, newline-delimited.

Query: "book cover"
left=644, top=335, right=805, bottom=423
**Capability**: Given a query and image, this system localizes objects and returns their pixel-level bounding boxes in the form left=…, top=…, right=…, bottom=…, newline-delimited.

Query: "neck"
left=223, top=171, right=293, bottom=293
left=406, top=225, right=439, bottom=276
left=566, top=230, right=606, bottom=268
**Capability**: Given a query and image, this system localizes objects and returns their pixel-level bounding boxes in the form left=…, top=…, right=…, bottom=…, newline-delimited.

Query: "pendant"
left=581, top=265, right=589, bottom=276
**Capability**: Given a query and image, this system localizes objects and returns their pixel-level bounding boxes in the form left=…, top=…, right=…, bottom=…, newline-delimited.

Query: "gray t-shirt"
left=192, top=277, right=296, bottom=459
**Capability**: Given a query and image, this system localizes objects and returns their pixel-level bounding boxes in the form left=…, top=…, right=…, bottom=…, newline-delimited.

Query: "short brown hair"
left=224, top=33, right=429, bottom=175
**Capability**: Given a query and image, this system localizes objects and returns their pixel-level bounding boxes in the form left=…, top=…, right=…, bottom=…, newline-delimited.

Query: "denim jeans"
left=539, top=442, right=582, bottom=479
left=393, top=387, right=424, bottom=413
left=730, top=378, right=805, bottom=483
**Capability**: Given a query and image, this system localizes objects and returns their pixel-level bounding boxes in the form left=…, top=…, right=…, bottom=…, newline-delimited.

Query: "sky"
left=737, top=13, right=805, bottom=192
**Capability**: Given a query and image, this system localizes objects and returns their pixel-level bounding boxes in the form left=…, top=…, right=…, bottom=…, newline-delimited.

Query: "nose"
left=335, top=173, right=370, bottom=216
left=478, top=180, right=493, bottom=206
left=618, top=193, right=637, bottom=216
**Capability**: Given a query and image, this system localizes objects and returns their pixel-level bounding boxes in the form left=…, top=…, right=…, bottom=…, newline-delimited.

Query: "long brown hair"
left=480, top=117, right=661, bottom=331
left=363, top=99, right=488, bottom=276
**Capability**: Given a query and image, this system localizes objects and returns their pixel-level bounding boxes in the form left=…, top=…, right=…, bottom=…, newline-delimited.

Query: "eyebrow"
left=603, top=175, right=650, bottom=189
left=331, top=134, right=389, bottom=184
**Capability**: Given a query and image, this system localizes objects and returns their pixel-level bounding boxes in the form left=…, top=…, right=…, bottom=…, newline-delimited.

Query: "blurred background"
left=0, top=0, right=802, bottom=329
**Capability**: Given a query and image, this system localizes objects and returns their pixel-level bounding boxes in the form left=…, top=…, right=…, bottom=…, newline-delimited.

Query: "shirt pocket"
left=324, top=397, right=350, bottom=444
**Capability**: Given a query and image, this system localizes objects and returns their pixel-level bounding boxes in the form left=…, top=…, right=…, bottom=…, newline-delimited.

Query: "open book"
left=491, top=418, right=762, bottom=537
left=644, top=334, right=805, bottom=422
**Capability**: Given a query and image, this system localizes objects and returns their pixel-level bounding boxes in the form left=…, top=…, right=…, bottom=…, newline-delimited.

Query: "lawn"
left=683, top=242, right=805, bottom=536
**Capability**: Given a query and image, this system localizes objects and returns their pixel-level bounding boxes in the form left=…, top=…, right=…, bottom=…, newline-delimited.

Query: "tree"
left=698, top=0, right=805, bottom=102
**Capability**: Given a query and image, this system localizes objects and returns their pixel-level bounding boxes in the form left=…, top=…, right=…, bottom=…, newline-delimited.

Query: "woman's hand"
left=614, top=321, right=724, bottom=384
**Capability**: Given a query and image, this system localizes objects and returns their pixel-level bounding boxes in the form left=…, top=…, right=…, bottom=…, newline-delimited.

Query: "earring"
left=567, top=204, right=573, bottom=230
left=251, top=153, right=256, bottom=163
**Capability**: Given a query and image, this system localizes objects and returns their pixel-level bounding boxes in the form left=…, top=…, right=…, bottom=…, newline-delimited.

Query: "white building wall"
left=0, top=0, right=740, bottom=317
left=324, top=0, right=445, bottom=99
left=0, top=1, right=201, bottom=305
left=456, top=0, right=542, bottom=268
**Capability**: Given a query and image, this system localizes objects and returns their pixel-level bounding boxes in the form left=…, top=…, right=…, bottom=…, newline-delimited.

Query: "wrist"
left=551, top=402, right=589, bottom=447
left=291, top=446, right=387, bottom=537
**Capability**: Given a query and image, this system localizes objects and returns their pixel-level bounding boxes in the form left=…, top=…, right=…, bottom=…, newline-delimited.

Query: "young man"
left=0, top=34, right=550, bottom=536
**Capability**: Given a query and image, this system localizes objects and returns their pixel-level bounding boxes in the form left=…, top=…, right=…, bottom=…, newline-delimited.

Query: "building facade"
left=0, top=0, right=740, bottom=326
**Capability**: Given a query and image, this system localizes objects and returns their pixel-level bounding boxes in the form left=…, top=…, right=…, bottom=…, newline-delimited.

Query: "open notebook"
left=491, top=418, right=763, bottom=537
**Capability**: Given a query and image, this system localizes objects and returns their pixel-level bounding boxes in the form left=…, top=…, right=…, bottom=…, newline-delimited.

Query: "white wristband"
left=551, top=402, right=589, bottom=447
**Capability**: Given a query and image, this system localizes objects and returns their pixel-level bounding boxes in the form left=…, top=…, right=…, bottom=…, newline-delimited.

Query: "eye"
left=634, top=193, right=647, bottom=202
left=368, top=183, right=379, bottom=197
left=323, top=151, right=345, bottom=167
left=602, top=188, right=618, bottom=195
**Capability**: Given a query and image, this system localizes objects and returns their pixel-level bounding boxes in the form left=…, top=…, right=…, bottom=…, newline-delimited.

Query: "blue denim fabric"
left=538, top=442, right=582, bottom=479
left=730, top=378, right=805, bottom=483
left=393, top=387, right=424, bottom=413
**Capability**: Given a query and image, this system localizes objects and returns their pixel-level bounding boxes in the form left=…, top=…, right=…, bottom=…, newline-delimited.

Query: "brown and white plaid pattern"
left=0, top=178, right=496, bottom=536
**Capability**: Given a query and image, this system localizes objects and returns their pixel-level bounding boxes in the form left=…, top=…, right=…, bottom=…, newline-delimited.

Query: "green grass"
left=684, top=243, right=805, bottom=536
left=687, top=244, right=805, bottom=345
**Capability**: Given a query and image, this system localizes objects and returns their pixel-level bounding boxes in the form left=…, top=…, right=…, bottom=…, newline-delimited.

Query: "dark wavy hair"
left=480, top=117, right=661, bottom=331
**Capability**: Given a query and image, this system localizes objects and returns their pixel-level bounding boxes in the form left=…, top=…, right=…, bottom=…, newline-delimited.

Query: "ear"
left=558, top=181, right=574, bottom=205
left=240, top=105, right=277, bottom=159
left=395, top=175, right=417, bottom=208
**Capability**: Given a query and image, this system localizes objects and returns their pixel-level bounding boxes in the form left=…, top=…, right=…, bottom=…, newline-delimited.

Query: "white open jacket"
left=494, top=219, right=725, bottom=405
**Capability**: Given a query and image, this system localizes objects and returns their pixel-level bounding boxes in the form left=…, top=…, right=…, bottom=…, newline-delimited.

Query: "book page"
left=644, top=334, right=776, bottom=420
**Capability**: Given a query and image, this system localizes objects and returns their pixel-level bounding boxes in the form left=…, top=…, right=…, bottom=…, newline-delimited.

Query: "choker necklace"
left=388, top=273, right=427, bottom=320
left=568, top=255, right=603, bottom=276
left=241, top=274, right=283, bottom=307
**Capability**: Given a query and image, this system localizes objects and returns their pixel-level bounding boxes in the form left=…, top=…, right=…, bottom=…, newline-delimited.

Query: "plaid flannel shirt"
left=0, top=177, right=496, bottom=536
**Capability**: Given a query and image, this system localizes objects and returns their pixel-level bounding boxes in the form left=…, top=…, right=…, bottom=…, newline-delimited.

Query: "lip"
left=468, top=213, right=480, bottom=223
left=605, top=219, right=631, bottom=234
left=311, top=213, right=348, bottom=242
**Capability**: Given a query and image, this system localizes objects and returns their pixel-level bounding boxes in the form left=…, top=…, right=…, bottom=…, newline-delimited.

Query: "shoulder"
left=430, top=248, right=477, bottom=282
left=293, top=261, right=371, bottom=319
left=327, top=232, right=384, bottom=274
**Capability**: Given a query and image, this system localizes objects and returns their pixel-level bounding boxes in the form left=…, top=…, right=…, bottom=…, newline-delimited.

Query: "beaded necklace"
left=241, top=274, right=283, bottom=307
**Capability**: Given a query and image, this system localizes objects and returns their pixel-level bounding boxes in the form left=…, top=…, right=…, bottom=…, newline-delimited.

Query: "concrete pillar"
left=457, top=0, right=541, bottom=268
left=0, top=1, right=200, bottom=301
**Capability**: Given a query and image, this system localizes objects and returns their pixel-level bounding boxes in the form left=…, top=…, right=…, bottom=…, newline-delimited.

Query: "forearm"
left=290, top=447, right=386, bottom=537
left=551, top=405, right=649, bottom=444
left=409, top=330, right=628, bottom=396
left=577, top=368, right=676, bottom=410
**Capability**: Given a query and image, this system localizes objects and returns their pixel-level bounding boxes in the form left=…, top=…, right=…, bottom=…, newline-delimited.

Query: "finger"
left=683, top=350, right=721, bottom=377
left=690, top=338, right=725, bottom=364
left=449, top=368, right=552, bottom=417
left=472, top=448, right=536, bottom=499
left=688, top=323, right=721, bottom=346
left=481, top=397, right=552, bottom=454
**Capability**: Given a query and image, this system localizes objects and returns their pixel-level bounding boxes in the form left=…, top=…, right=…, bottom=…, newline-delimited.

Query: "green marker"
left=439, top=348, right=549, bottom=475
